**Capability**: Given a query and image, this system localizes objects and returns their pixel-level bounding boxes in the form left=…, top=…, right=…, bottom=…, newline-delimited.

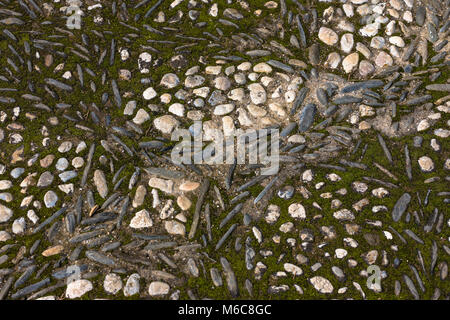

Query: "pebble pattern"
left=0, top=0, right=449, bottom=300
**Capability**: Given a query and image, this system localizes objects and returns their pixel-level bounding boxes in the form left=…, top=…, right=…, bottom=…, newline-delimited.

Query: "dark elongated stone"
left=81, top=143, right=95, bottom=187
left=430, top=241, right=437, bottom=275
left=132, top=234, right=169, bottom=241
left=27, top=282, right=66, bottom=301
left=280, top=122, right=297, bottom=137
left=76, top=63, right=84, bottom=87
left=33, top=207, right=67, bottom=234
left=254, top=176, right=278, bottom=204
left=210, top=268, right=223, bottom=287
left=144, top=167, right=184, bottom=179
left=435, top=212, right=444, bottom=234
left=52, top=264, right=88, bottom=280
left=44, top=78, right=72, bottom=91
left=219, top=203, right=243, bottom=229
left=0, top=17, right=25, bottom=25
left=81, top=212, right=116, bottom=225
left=56, top=103, right=71, bottom=109
left=409, top=265, right=425, bottom=293
left=0, top=96, right=15, bottom=104
left=116, top=196, right=130, bottom=229
left=212, top=55, right=243, bottom=62
left=230, top=191, right=250, bottom=205
left=11, top=278, right=50, bottom=299
left=416, top=6, right=426, bottom=26
left=35, top=263, right=50, bottom=280
left=127, top=121, right=143, bottom=135
left=394, top=280, right=401, bottom=296
left=308, top=44, right=320, bottom=65
left=236, top=175, right=267, bottom=192
left=440, top=20, right=450, bottom=33
left=341, top=80, right=384, bottom=93
left=216, top=224, right=237, bottom=251
left=427, top=23, right=438, bottom=43
left=139, top=141, right=164, bottom=150
left=377, top=134, right=393, bottom=164
left=314, top=119, right=331, bottom=130
left=69, top=230, right=104, bottom=244
left=392, top=193, right=411, bottom=222
left=339, top=159, right=367, bottom=170
left=246, top=49, right=271, bottom=56
left=0, top=276, right=14, bottom=300
left=431, top=288, right=441, bottom=300
left=65, top=212, right=75, bottom=234
left=424, top=208, right=438, bottom=233
left=225, top=158, right=237, bottom=190
left=295, top=14, right=306, bottom=47
left=417, top=249, right=426, bottom=275
left=14, top=265, right=36, bottom=289
left=204, top=203, right=212, bottom=242
left=144, top=241, right=177, bottom=251
left=128, top=168, right=140, bottom=190
left=404, top=229, right=424, bottom=244
left=112, top=165, right=126, bottom=184
left=317, top=163, right=346, bottom=172
left=316, top=88, right=328, bottom=106
left=110, top=134, right=133, bottom=156
left=245, top=244, right=255, bottom=271
left=109, top=38, right=115, bottom=66
left=332, top=96, right=362, bottom=104
left=267, top=60, right=294, bottom=73
left=324, top=105, right=338, bottom=117
left=18, top=0, right=36, bottom=19
left=86, top=236, right=112, bottom=249
left=290, top=87, right=309, bottom=116
left=403, top=274, right=419, bottom=300
left=426, top=84, right=450, bottom=92
left=22, top=94, right=41, bottom=101
left=85, top=250, right=116, bottom=266
left=189, top=179, right=210, bottom=240
left=221, top=257, right=239, bottom=298
left=402, top=42, right=417, bottom=61
left=405, top=145, right=412, bottom=180
left=401, top=95, right=431, bottom=106
left=101, top=193, right=120, bottom=210
left=434, top=39, right=448, bottom=52
left=111, top=80, right=121, bottom=107
left=430, top=51, right=447, bottom=63
left=288, top=144, right=306, bottom=153
left=33, top=103, right=51, bottom=112
left=218, top=19, right=239, bottom=28
left=29, top=240, right=40, bottom=255
left=101, top=242, right=121, bottom=252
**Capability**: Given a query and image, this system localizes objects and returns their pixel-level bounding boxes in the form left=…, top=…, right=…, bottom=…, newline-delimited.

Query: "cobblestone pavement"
left=0, top=0, right=448, bottom=300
